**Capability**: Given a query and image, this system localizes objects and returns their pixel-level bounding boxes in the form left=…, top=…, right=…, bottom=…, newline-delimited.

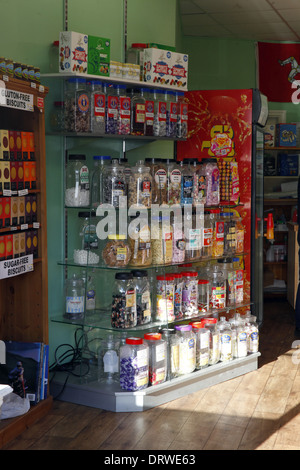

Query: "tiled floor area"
left=2, top=298, right=300, bottom=450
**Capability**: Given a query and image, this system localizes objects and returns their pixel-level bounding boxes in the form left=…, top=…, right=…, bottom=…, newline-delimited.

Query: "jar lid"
left=144, top=333, right=161, bottom=341
left=131, top=43, right=147, bottom=48
left=115, top=272, right=132, bottom=280
left=201, top=318, right=217, bottom=326
left=126, top=337, right=143, bottom=345
left=175, top=324, right=192, bottom=332
left=131, top=270, right=148, bottom=278
left=159, top=327, right=176, bottom=335
left=198, top=279, right=209, bottom=284
left=189, top=321, right=202, bottom=329
left=68, top=154, right=86, bottom=160
left=78, top=211, right=96, bottom=218
left=156, top=274, right=175, bottom=281
left=93, top=155, right=111, bottom=160
left=173, top=273, right=182, bottom=278
left=181, top=271, right=197, bottom=277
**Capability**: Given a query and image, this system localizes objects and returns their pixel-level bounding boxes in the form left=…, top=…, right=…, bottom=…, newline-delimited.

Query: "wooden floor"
left=2, top=298, right=300, bottom=450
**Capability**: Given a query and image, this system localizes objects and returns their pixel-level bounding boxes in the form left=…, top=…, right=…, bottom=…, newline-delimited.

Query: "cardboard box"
left=32, top=229, right=38, bottom=258
left=3, top=197, right=10, bottom=227
left=276, top=123, right=297, bottom=147
left=31, top=194, right=37, bottom=222
left=13, top=232, right=20, bottom=258
left=87, top=35, right=110, bottom=76
left=25, top=194, right=32, bottom=224
left=21, top=131, right=29, bottom=160
left=264, top=124, right=275, bottom=147
left=143, top=48, right=188, bottom=90
left=277, top=153, right=299, bottom=176
left=19, top=231, right=25, bottom=256
left=17, top=161, right=24, bottom=190
left=23, top=161, right=30, bottom=190
left=25, top=230, right=32, bottom=255
left=28, top=132, right=35, bottom=161
left=0, top=198, right=3, bottom=229
left=15, top=131, right=22, bottom=161
left=0, top=235, right=5, bottom=260
left=9, top=130, right=16, bottom=161
left=5, top=234, right=13, bottom=259
left=29, top=161, right=36, bottom=189
left=59, top=31, right=88, bottom=74
left=1, top=161, right=10, bottom=191
left=18, top=196, right=25, bottom=225
left=10, top=161, right=19, bottom=191
left=0, top=130, right=9, bottom=160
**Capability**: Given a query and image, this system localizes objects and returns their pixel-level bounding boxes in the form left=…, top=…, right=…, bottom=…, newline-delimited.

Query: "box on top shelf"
left=87, top=35, right=110, bottom=77
left=59, top=31, right=88, bottom=74
left=277, top=152, right=299, bottom=176
left=276, top=123, right=297, bottom=147
left=143, top=48, right=188, bottom=90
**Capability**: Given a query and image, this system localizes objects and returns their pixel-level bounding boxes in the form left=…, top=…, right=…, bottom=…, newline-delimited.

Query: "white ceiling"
left=179, top=0, right=300, bottom=41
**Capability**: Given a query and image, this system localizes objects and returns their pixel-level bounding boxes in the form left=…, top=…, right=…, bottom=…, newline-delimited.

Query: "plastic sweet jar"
left=156, top=274, right=175, bottom=323
left=180, top=159, right=194, bottom=205
left=208, top=269, right=226, bottom=310
left=201, top=318, right=220, bottom=365
left=151, top=214, right=173, bottom=265
left=132, top=270, right=151, bottom=326
left=159, top=328, right=180, bottom=379
left=167, top=160, right=182, bottom=205
left=217, top=258, right=236, bottom=307
left=190, top=322, right=210, bottom=370
left=103, top=158, right=127, bottom=208
left=130, top=88, right=146, bottom=136
left=153, top=89, right=167, bottom=137
left=198, top=279, right=210, bottom=313
left=218, top=316, right=233, bottom=362
left=181, top=271, right=198, bottom=318
left=116, top=84, right=131, bottom=135
left=65, top=273, right=85, bottom=320
left=128, top=220, right=152, bottom=267
left=144, top=333, right=167, bottom=386
left=221, top=212, right=236, bottom=255
left=173, top=273, right=183, bottom=320
left=152, top=159, right=168, bottom=205
left=128, top=160, right=152, bottom=208
left=65, top=154, right=90, bottom=207
left=66, top=77, right=90, bottom=133
left=78, top=210, right=98, bottom=251
left=90, top=155, right=111, bottom=208
left=119, top=337, right=149, bottom=391
left=202, top=211, right=213, bottom=258
left=210, top=209, right=224, bottom=258
left=105, top=84, right=119, bottom=135
left=175, top=324, right=196, bottom=375
left=175, top=91, right=188, bottom=139
left=111, top=272, right=137, bottom=328
left=98, top=334, right=120, bottom=383
left=90, top=80, right=106, bottom=135
left=203, top=158, right=220, bottom=206
left=172, top=217, right=185, bottom=264
left=102, top=234, right=131, bottom=268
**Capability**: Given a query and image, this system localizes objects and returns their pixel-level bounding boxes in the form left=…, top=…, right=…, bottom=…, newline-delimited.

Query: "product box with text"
left=143, top=48, right=188, bottom=90
left=59, top=31, right=88, bottom=74
left=88, top=35, right=110, bottom=76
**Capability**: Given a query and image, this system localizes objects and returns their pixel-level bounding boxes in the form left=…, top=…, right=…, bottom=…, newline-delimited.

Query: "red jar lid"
left=144, top=333, right=161, bottom=341
left=181, top=271, right=197, bottom=277
left=189, top=321, right=202, bottom=329
left=198, top=279, right=209, bottom=284
left=126, top=337, right=143, bottom=345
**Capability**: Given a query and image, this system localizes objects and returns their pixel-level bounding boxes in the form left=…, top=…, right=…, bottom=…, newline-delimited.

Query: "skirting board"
left=50, top=353, right=260, bottom=412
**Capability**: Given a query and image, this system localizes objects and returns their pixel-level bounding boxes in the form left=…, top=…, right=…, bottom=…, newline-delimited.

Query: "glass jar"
left=185, top=212, right=201, bottom=262
left=65, top=273, right=85, bottom=320
left=144, top=333, right=167, bottom=385
left=209, top=270, right=226, bottom=310
left=221, top=212, right=236, bottom=255
left=102, top=234, right=131, bottom=267
left=181, top=271, right=198, bottom=318
left=210, top=209, right=224, bottom=258
left=111, top=272, right=137, bottom=328
left=152, top=159, right=168, bottom=205
left=152, top=214, right=173, bottom=264
left=198, top=279, right=210, bottom=313
left=50, top=101, right=64, bottom=132
left=65, top=154, right=90, bottom=207
left=117, top=84, right=131, bottom=135
left=98, top=334, right=120, bottom=383
left=167, top=160, right=182, bottom=206
left=218, top=317, right=233, bottom=362
left=132, top=270, right=151, bottom=325
left=90, top=80, right=106, bottom=135
left=64, top=77, right=91, bottom=132
left=203, top=158, right=220, bottom=206
left=159, top=328, right=180, bottom=379
left=144, top=88, right=155, bottom=136
left=164, top=90, right=177, bottom=138
left=83, top=269, right=97, bottom=314
left=202, top=212, right=213, bottom=258
left=175, top=324, right=196, bottom=375
left=201, top=318, right=220, bottom=365
left=103, top=159, right=127, bottom=208
left=128, top=220, right=152, bottom=267
left=105, top=84, right=119, bottom=135
left=128, top=160, right=152, bottom=208
left=235, top=217, right=245, bottom=253
left=172, top=221, right=185, bottom=264
left=78, top=210, right=98, bottom=251
left=217, top=258, right=236, bottom=307
left=197, top=160, right=206, bottom=205
left=90, top=155, right=111, bottom=208
left=156, top=274, right=175, bottom=322
left=120, top=337, right=149, bottom=391
left=153, top=89, right=167, bottom=137
left=176, top=91, right=188, bottom=139
left=130, top=88, right=146, bottom=136
left=173, top=273, right=183, bottom=320
left=180, top=160, right=194, bottom=205
left=246, top=315, right=259, bottom=353
left=190, top=323, right=209, bottom=370
left=126, top=43, right=147, bottom=76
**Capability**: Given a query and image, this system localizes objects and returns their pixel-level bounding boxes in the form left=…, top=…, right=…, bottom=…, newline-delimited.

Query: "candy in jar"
left=159, top=328, right=180, bottom=379
left=181, top=271, right=198, bottom=318
left=173, top=273, right=183, bottom=320
left=128, top=160, right=152, bottom=208
left=167, top=160, right=182, bottom=206
left=132, top=270, right=151, bottom=325
left=190, top=323, right=209, bottom=369
left=156, top=274, right=175, bottom=322
left=111, top=272, right=137, bottom=328
left=151, top=215, right=173, bottom=264
left=144, top=333, right=167, bottom=385
left=218, top=317, right=233, bottom=362
left=120, top=337, right=149, bottom=391
left=175, top=325, right=196, bottom=375
left=203, top=158, right=220, bottom=206
left=128, top=221, right=152, bottom=267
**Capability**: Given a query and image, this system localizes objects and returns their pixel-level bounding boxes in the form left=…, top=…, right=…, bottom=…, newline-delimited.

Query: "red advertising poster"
left=177, top=89, right=253, bottom=305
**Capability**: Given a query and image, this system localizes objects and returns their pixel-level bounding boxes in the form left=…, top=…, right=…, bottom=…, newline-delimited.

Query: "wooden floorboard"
left=1, top=298, right=299, bottom=450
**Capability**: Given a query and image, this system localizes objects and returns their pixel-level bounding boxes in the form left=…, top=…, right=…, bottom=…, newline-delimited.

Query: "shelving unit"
left=263, top=145, right=298, bottom=297
left=0, top=74, right=52, bottom=447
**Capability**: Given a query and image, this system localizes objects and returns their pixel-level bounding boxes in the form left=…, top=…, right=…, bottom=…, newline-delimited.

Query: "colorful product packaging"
left=0, top=198, right=3, bottom=228
left=10, top=196, right=19, bottom=226
left=143, top=48, right=188, bottom=90
left=59, top=31, right=88, bottom=74
left=10, top=161, right=19, bottom=191
left=13, top=232, right=20, bottom=258
left=0, top=130, right=9, bottom=160
left=3, top=197, right=10, bottom=227
left=18, top=196, right=25, bottom=225
left=87, top=35, right=110, bottom=77
left=21, top=131, right=29, bottom=160
left=276, top=123, right=297, bottom=147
